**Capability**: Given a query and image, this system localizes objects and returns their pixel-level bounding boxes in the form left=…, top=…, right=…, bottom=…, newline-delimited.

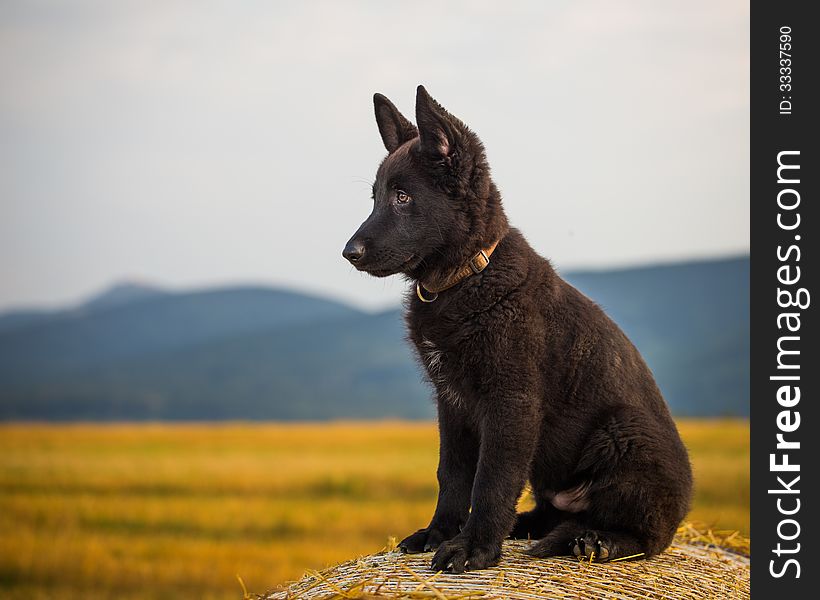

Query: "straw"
left=259, top=524, right=749, bottom=599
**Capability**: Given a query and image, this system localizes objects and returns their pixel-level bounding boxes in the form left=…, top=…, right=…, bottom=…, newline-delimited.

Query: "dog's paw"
left=571, top=531, right=613, bottom=562
left=398, top=526, right=454, bottom=554
left=430, top=536, right=501, bottom=573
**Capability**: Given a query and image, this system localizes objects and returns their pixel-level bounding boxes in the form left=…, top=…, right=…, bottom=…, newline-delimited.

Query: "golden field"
left=0, top=420, right=748, bottom=599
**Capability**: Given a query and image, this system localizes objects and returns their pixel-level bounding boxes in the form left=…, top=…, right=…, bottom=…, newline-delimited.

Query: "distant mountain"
left=0, top=287, right=362, bottom=387
left=0, top=309, right=52, bottom=334
left=0, top=282, right=166, bottom=334
left=0, top=256, right=748, bottom=420
left=79, top=281, right=168, bottom=312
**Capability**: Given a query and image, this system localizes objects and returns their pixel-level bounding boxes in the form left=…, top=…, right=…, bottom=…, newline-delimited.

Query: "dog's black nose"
left=343, top=239, right=366, bottom=263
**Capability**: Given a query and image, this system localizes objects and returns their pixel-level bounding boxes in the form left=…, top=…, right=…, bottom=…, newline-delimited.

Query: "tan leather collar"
left=416, top=240, right=500, bottom=303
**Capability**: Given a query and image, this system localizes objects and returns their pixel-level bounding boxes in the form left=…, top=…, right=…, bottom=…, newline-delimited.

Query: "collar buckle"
left=469, top=250, right=490, bottom=274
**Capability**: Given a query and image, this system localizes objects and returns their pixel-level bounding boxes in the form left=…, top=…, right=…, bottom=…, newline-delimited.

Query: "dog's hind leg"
left=526, top=520, right=646, bottom=562
left=524, top=519, right=582, bottom=557
left=529, top=406, right=690, bottom=562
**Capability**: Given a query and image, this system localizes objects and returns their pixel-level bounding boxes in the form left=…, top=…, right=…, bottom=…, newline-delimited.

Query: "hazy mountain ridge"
left=0, top=286, right=362, bottom=385
left=0, top=282, right=167, bottom=332
left=0, top=256, right=749, bottom=420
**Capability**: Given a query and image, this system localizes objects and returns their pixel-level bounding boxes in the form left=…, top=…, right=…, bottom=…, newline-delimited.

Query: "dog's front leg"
left=399, top=400, right=479, bottom=554
left=430, top=398, right=538, bottom=573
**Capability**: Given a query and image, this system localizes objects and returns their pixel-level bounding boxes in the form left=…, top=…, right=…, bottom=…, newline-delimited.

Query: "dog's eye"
left=395, top=190, right=411, bottom=204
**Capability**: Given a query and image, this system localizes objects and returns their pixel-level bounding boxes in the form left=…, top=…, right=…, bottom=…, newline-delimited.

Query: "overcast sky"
left=0, top=0, right=748, bottom=311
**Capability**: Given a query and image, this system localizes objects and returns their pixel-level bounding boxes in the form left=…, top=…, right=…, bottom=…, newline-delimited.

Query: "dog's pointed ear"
left=374, top=93, right=417, bottom=153
left=415, top=85, right=469, bottom=165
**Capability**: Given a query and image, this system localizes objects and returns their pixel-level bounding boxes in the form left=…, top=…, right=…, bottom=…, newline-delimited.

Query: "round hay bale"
left=263, top=527, right=749, bottom=599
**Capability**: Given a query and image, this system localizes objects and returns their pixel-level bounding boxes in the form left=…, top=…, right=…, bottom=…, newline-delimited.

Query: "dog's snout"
left=343, top=239, right=366, bottom=263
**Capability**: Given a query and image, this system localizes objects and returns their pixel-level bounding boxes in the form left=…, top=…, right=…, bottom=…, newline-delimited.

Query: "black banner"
left=751, top=1, right=818, bottom=595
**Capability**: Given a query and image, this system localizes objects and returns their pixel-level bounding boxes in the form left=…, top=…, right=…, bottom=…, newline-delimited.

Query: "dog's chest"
left=417, top=337, right=468, bottom=408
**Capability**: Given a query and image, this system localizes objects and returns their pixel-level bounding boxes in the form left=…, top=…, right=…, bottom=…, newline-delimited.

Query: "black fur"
left=343, top=86, right=692, bottom=572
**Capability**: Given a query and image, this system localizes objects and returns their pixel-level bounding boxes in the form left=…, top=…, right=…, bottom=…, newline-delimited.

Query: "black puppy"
left=343, top=86, right=692, bottom=573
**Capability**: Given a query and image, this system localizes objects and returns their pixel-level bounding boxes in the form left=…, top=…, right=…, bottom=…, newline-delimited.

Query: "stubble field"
left=0, top=420, right=748, bottom=599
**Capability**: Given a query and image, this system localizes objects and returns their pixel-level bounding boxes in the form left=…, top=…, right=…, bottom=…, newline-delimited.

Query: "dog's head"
left=343, top=86, right=506, bottom=281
